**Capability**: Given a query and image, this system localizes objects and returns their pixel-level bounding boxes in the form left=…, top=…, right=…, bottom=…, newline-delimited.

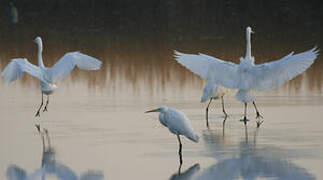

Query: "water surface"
left=0, top=28, right=323, bottom=179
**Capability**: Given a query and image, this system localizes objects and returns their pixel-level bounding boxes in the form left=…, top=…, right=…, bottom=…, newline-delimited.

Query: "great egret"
left=174, top=27, right=319, bottom=126
left=145, top=106, right=199, bottom=164
left=2, top=37, right=102, bottom=117
left=201, top=81, right=228, bottom=127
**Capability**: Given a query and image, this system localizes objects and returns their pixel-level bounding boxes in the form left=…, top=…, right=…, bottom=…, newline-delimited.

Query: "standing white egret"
left=1, top=37, right=102, bottom=117
left=201, top=81, right=228, bottom=127
left=145, top=106, right=199, bottom=165
left=174, top=27, right=319, bottom=126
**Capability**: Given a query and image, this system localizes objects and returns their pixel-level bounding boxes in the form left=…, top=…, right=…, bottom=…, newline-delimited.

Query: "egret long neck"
left=245, top=30, right=252, bottom=59
left=37, top=42, right=45, bottom=68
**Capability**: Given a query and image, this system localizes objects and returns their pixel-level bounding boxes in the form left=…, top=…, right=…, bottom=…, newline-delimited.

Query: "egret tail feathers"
left=187, top=134, right=199, bottom=143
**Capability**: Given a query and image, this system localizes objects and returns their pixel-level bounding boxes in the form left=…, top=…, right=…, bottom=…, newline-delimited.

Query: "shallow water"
left=1, top=30, right=323, bottom=180
left=1, top=83, right=323, bottom=180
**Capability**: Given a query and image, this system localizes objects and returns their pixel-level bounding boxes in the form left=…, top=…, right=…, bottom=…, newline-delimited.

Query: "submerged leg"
left=253, top=101, right=263, bottom=119
left=35, top=124, right=41, bottom=133
left=244, top=125, right=248, bottom=142
left=35, top=125, right=45, bottom=151
left=221, top=96, right=228, bottom=118
left=35, top=93, right=44, bottom=117
left=44, top=128, right=51, bottom=148
left=205, top=98, right=213, bottom=127
left=43, top=95, right=49, bottom=112
left=223, top=116, right=227, bottom=136
left=177, top=135, right=183, bottom=165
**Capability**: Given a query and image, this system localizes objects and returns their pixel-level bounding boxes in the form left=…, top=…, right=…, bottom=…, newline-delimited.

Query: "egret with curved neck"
left=2, top=36, right=102, bottom=117
left=145, top=106, right=199, bottom=165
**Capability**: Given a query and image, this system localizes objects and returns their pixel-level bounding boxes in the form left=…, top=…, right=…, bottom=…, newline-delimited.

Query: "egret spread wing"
left=47, top=52, right=102, bottom=82
left=174, top=51, right=239, bottom=89
left=2, top=58, right=42, bottom=82
left=251, top=47, right=319, bottom=91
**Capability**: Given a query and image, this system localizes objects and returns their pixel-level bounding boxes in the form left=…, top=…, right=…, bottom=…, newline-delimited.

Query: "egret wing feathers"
left=174, top=50, right=239, bottom=89
left=201, top=81, right=218, bottom=103
left=164, top=108, right=199, bottom=142
left=47, top=52, right=102, bottom=82
left=251, top=47, right=319, bottom=91
left=2, top=58, right=42, bottom=82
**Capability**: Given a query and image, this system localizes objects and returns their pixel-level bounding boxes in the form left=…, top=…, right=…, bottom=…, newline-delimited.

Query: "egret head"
left=34, top=36, right=42, bottom=44
left=145, top=106, right=168, bottom=113
left=246, top=27, right=254, bottom=34
left=34, top=37, right=43, bottom=51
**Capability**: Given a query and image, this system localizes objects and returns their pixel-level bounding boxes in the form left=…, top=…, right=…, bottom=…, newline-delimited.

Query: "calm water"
left=1, top=30, right=323, bottom=180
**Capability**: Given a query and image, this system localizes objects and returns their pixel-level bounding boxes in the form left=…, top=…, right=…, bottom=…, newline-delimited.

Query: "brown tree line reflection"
left=0, top=33, right=321, bottom=95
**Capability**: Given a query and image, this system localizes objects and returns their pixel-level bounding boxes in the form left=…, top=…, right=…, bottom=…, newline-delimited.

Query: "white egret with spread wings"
left=174, top=27, right=318, bottom=126
left=2, top=37, right=102, bottom=117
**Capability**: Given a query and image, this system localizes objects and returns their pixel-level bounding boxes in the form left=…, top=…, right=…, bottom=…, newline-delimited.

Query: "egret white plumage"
left=201, top=81, right=228, bottom=127
left=174, top=27, right=319, bottom=126
left=145, top=106, right=199, bottom=164
left=2, top=37, right=102, bottom=117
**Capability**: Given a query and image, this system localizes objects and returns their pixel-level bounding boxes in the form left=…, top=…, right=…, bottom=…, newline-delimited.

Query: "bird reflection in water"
left=170, top=163, right=200, bottom=180
left=6, top=125, right=104, bottom=180
left=198, top=126, right=315, bottom=180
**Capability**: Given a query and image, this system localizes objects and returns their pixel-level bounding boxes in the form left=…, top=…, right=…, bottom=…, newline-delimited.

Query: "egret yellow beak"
left=251, top=30, right=255, bottom=34
left=145, top=109, right=158, bottom=113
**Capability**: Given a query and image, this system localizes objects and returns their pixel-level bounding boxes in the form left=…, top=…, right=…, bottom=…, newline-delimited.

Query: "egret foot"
left=36, top=93, right=44, bottom=117
left=43, top=96, right=49, bottom=112
left=240, top=117, right=249, bottom=125
left=256, top=120, right=264, bottom=128
left=223, top=109, right=228, bottom=118
left=256, top=112, right=263, bottom=119
left=35, top=124, right=41, bottom=133
left=43, top=106, right=48, bottom=112
left=35, top=110, right=41, bottom=117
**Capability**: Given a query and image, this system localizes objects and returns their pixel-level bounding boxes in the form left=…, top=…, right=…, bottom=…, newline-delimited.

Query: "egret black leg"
left=43, top=95, right=49, bottom=112
left=253, top=101, right=263, bottom=119
left=178, top=161, right=183, bottom=175
left=253, top=101, right=264, bottom=127
left=243, top=103, right=248, bottom=126
left=177, top=135, right=183, bottom=165
left=223, top=116, right=227, bottom=136
left=221, top=96, right=228, bottom=118
left=205, top=98, right=213, bottom=127
left=222, top=115, right=227, bottom=126
left=35, top=93, right=44, bottom=117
